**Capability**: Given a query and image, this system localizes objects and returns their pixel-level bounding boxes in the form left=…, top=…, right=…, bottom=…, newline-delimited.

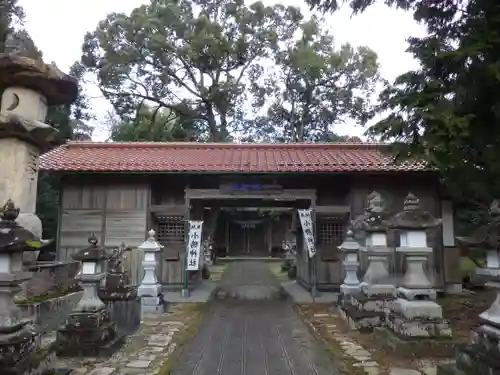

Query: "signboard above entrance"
left=220, top=183, right=283, bottom=194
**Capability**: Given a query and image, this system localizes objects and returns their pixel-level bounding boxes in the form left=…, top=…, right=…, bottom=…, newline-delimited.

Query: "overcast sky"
left=19, top=0, right=426, bottom=141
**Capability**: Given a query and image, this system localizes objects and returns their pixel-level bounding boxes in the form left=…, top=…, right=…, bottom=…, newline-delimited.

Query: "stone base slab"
left=361, top=283, right=396, bottom=297
left=337, top=302, right=385, bottom=332
left=373, top=327, right=459, bottom=358
left=397, top=286, right=437, bottom=301
left=349, top=292, right=395, bottom=313
left=386, top=311, right=452, bottom=338
left=392, top=298, right=444, bottom=320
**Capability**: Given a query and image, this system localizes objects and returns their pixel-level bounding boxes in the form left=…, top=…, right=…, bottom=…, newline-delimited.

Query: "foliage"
left=81, top=0, right=304, bottom=142
left=241, top=16, right=382, bottom=142
left=108, top=104, right=203, bottom=142
left=0, top=0, right=24, bottom=53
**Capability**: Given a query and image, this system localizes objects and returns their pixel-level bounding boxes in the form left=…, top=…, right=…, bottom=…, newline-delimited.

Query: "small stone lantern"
left=138, top=229, right=164, bottom=314
left=0, top=199, right=44, bottom=372
left=339, top=229, right=361, bottom=295
left=57, top=234, right=119, bottom=356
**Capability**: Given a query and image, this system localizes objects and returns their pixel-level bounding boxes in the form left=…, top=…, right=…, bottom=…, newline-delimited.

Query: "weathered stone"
left=127, top=360, right=152, bottom=368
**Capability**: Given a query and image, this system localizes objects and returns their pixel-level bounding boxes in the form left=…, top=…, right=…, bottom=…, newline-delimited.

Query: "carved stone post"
left=0, top=199, right=42, bottom=373
left=0, top=55, right=77, bottom=263
left=57, top=234, right=121, bottom=357
left=438, top=200, right=500, bottom=374
left=339, top=229, right=361, bottom=295
left=384, top=193, right=451, bottom=341
left=138, top=229, right=164, bottom=314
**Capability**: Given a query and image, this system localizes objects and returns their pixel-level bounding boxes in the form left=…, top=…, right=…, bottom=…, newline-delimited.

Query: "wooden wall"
left=57, top=177, right=149, bottom=285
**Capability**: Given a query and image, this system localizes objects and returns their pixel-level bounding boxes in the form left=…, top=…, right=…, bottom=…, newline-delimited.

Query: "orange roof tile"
left=39, top=142, right=428, bottom=173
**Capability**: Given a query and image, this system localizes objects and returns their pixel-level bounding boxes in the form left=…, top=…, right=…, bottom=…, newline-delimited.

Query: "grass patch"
left=268, top=262, right=289, bottom=282
left=156, top=303, right=206, bottom=375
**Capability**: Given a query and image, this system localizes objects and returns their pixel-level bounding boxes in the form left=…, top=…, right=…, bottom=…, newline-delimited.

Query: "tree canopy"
left=82, top=0, right=304, bottom=142
left=241, top=16, right=382, bottom=142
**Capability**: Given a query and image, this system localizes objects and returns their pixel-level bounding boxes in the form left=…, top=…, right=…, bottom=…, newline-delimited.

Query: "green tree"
left=108, top=104, right=202, bottom=142
left=81, top=0, right=304, bottom=142
left=242, top=17, right=382, bottom=142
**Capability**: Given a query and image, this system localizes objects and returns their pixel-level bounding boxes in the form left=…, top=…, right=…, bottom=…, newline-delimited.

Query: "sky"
left=19, top=0, right=426, bottom=141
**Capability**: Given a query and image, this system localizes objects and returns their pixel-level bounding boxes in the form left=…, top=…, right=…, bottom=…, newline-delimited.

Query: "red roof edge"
left=63, top=141, right=390, bottom=150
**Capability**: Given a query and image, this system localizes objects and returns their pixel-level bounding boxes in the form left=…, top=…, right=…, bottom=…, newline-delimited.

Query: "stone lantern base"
left=56, top=307, right=123, bottom=357
left=338, top=287, right=396, bottom=332
left=0, top=323, right=38, bottom=375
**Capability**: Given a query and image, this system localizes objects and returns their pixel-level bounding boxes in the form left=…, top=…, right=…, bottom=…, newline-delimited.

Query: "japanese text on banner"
left=298, top=209, right=316, bottom=258
left=186, top=220, right=204, bottom=271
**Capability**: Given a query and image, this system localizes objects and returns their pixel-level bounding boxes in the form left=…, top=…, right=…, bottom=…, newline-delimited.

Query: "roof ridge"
left=64, top=141, right=389, bottom=150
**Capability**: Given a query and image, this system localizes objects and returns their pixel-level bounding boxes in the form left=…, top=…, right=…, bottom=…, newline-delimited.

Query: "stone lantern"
left=338, top=191, right=395, bottom=331
left=339, top=229, right=361, bottom=295
left=0, top=55, right=78, bottom=263
left=138, top=229, right=164, bottom=314
left=0, top=199, right=44, bottom=373
left=384, top=193, right=451, bottom=340
left=57, top=234, right=120, bottom=356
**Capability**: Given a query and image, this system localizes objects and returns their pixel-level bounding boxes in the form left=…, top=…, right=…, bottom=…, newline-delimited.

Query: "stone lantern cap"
left=338, top=229, right=361, bottom=252
left=0, top=199, right=42, bottom=253
left=385, top=193, right=441, bottom=229
left=351, top=191, right=389, bottom=233
left=72, top=233, right=108, bottom=262
left=138, top=229, right=163, bottom=251
left=0, top=54, right=78, bottom=106
left=456, top=199, right=500, bottom=248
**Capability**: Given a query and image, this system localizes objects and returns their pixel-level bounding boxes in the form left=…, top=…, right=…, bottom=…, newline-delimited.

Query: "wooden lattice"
left=317, top=216, right=346, bottom=246
left=157, top=216, right=185, bottom=247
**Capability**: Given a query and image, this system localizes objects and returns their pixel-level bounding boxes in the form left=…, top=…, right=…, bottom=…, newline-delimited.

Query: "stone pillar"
left=438, top=199, right=500, bottom=375
left=0, top=199, right=42, bottom=374
left=138, top=229, right=164, bottom=314
left=0, top=55, right=77, bottom=263
left=383, top=193, right=451, bottom=343
left=57, top=234, right=121, bottom=357
left=339, top=229, right=361, bottom=295
left=338, top=191, right=395, bottom=331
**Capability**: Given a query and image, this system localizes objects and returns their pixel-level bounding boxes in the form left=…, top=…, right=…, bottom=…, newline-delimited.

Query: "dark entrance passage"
left=170, top=261, right=340, bottom=375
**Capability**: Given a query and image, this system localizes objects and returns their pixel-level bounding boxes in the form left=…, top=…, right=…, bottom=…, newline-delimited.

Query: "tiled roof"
left=39, top=142, right=428, bottom=173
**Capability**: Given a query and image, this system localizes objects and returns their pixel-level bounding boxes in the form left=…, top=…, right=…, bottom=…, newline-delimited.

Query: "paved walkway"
left=171, top=261, right=340, bottom=375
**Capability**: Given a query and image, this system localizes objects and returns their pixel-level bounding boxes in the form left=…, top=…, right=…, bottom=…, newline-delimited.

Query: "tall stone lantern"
left=384, top=193, right=451, bottom=340
left=0, top=55, right=78, bottom=262
left=0, top=199, right=45, bottom=373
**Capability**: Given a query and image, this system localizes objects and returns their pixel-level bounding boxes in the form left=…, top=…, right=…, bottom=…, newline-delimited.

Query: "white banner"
left=186, top=220, right=204, bottom=271
left=298, top=209, right=316, bottom=258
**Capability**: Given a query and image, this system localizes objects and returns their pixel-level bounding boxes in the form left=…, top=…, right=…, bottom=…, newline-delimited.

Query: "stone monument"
left=57, top=234, right=122, bottom=357
left=339, top=191, right=396, bottom=331
left=0, top=54, right=77, bottom=263
left=138, top=229, right=165, bottom=314
left=382, top=193, right=451, bottom=342
left=438, top=199, right=500, bottom=374
left=0, top=199, right=48, bottom=375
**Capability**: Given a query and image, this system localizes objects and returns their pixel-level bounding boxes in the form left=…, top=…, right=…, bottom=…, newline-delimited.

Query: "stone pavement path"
left=217, top=260, right=284, bottom=300
left=171, top=260, right=341, bottom=375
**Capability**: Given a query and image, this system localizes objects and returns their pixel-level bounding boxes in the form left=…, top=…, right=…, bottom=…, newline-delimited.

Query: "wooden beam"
left=185, top=188, right=316, bottom=201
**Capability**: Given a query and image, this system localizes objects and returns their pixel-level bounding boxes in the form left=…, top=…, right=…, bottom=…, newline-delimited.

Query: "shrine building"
left=39, top=141, right=460, bottom=293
